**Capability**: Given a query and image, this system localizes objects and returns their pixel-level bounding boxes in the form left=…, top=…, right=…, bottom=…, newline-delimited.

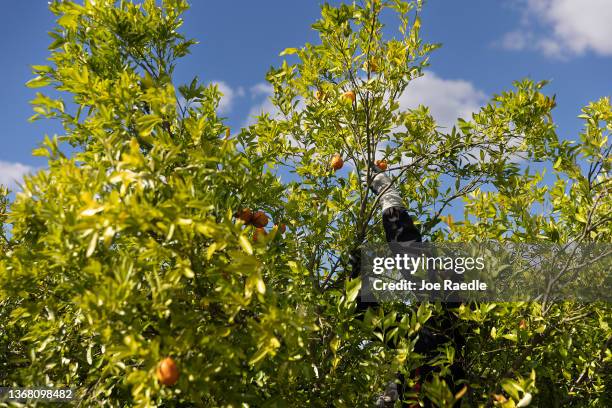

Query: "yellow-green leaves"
left=86, top=231, right=98, bottom=258
left=5, top=0, right=611, bottom=406
left=245, top=270, right=266, bottom=298
left=55, top=2, right=84, bottom=30
left=25, top=76, right=51, bottom=89
left=249, top=335, right=280, bottom=365
left=239, top=234, right=253, bottom=255
left=330, top=336, right=340, bottom=354
left=279, top=47, right=298, bottom=56
left=80, top=205, right=104, bottom=217
left=345, top=277, right=361, bottom=303
left=136, top=114, right=162, bottom=137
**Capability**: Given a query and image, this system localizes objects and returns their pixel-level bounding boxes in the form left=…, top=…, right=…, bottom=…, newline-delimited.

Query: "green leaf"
left=502, top=331, right=518, bottom=342
left=239, top=235, right=254, bottom=255
left=345, top=277, right=361, bottom=303
left=26, top=76, right=51, bottom=88
left=31, top=65, right=53, bottom=73
left=501, top=379, right=523, bottom=400
left=86, top=232, right=99, bottom=258
left=136, top=114, right=162, bottom=137
left=57, top=13, right=79, bottom=30
left=279, top=47, right=298, bottom=56
left=575, top=211, right=588, bottom=223
left=183, top=267, right=195, bottom=279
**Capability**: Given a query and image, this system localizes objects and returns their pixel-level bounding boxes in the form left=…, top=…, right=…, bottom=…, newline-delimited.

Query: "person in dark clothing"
left=353, top=167, right=465, bottom=407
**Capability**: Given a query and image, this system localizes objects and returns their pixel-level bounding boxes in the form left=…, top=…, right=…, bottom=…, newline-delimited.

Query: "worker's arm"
left=364, top=170, right=422, bottom=243
left=349, top=168, right=421, bottom=289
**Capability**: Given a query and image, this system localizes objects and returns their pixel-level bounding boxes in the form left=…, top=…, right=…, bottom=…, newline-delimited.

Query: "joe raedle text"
left=370, top=253, right=488, bottom=293
left=372, top=279, right=487, bottom=292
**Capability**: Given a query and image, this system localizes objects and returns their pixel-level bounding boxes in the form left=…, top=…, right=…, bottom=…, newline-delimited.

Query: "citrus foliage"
left=243, top=0, right=611, bottom=404
left=0, top=186, right=7, bottom=247
left=1, top=0, right=610, bottom=407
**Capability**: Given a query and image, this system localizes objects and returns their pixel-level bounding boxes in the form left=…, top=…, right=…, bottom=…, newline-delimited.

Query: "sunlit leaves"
left=2, top=0, right=611, bottom=407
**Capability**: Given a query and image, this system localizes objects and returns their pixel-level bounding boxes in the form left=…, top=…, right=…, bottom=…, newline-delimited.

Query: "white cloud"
left=178, top=81, right=244, bottom=114
left=0, top=161, right=34, bottom=189
left=500, top=0, right=612, bottom=58
left=499, top=30, right=534, bottom=51
left=244, top=74, right=486, bottom=130
left=250, top=83, right=273, bottom=98
left=398, top=72, right=487, bottom=129
left=213, top=81, right=238, bottom=114
left=244, top=83, right=280, bottom=126
left=245, top=99, right=279, bottom=127
left=241, top=73, right=486, bottom=157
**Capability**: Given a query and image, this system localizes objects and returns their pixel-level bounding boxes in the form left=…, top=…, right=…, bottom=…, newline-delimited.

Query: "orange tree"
left=244, top=0, right=611, bottom=406
left=1, top=0, right=610, bottom=407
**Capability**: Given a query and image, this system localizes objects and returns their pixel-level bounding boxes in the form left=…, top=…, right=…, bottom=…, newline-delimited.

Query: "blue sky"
left=1, top=0, right=611, bottom=189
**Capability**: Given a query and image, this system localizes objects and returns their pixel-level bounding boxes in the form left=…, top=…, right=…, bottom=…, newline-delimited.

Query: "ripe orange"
left=156, top=357, right=179, bottom=386
left=253, top=227, right=267, bottom=243
left=519, top=319, right=527, bottom=330
left=275, top=223, right=287, bottom=234
left=493, top=394, right=507, bottom=403
left=251, top=211, right=269, bottom=228
left=375, top=160, right=388, bottom=171
left=330, top=154, right=344, bottom=171
left=236, top=208, right=253, bottom=224
left=342, top=91, right=356, bottom=103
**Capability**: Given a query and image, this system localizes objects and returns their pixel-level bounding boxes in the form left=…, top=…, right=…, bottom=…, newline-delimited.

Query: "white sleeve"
left=369, top=172, right=405, bottom=211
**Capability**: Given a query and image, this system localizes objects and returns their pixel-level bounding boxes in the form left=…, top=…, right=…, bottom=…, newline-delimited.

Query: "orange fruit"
left=236, top=208, right=253, bottom=224
left=251, top=211, right=269, bottom=228
left=493, top=394, right=507, bottom=403
left=253, top=227, right=267, bottom=242
left=342, top=91, right=356, bottom=103
left=156, top=357, right=179, bottom=386
left=375, top=160, right=388, bottom=171
left=275, top=223, right=287, bottom=234
left=330, top=154, right=344, bottom=171
left=519, top=319, right=527, bottom=330
left=315, top=90, right=325, bottom=100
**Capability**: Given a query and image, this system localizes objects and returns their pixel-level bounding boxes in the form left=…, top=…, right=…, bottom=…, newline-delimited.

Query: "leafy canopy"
left=0, top=0, right=610, bottom=407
